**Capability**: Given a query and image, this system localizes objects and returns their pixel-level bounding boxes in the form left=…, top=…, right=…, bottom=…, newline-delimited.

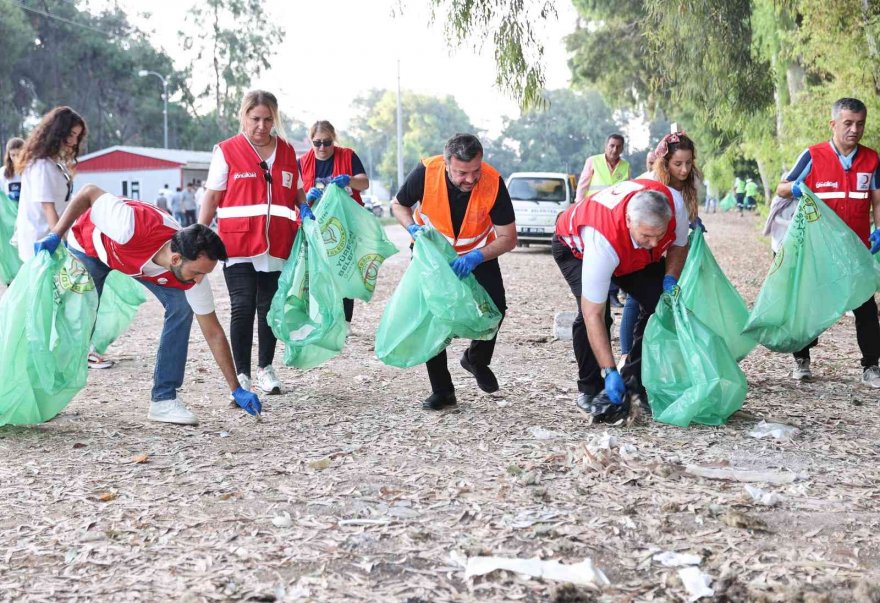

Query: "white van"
left=506, top=172, right=577, bottom=245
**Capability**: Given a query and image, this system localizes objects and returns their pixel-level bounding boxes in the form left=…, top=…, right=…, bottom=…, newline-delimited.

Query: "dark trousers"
left=552, top=236, right=664, bottom=396
left=793, top=295, right=880, bottom=368
left=343, top=297, right=354, bottom=322
left=184, top=209, right=197, bottom=226
left=426, top=258, right=507, bottom=394
left=223, top=263, right=280, bottom=377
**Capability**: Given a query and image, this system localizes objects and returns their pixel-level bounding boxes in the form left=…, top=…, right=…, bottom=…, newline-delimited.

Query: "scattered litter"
left=720, top=511, right=770, bottom=532
left=132, top=454, right=149, bottom=464
left=679, top=566, right=713, bottom=601
left=271, top=512, right=293, bottom=528
left=619, top=443, right=639, bottom=461
left=307, top=457, right=332, bottom=470
left=685, top=464, right=807, bottom=485
left=464, top=555, right=610, bottom=587
left=528, top=426, right=567, bottom=440
left=586, top=432, right=617, bottom=454
left=653, top=551, right=702, bottom=567
left=744, top=485, right=783, bottom=507
left=748, top=421, right=799, bottom=441
left=496, top=399, right=510, bottom=407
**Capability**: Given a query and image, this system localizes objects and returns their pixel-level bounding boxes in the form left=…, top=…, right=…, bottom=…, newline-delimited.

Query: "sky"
left=94, top=0, right=578, bottom=136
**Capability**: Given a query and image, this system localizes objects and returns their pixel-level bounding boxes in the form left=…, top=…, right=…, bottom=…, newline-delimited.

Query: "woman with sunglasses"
left=199, top=90, right=307, bottom=397
left=298, top=120, right=370, bottom=332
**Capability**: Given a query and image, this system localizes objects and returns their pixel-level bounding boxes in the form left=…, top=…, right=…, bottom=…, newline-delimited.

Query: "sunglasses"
left=312, top=139, right=333, bottom=148
left=55, top=162, right=73, bottom=202
left=258, top=160, right=272, bottom=184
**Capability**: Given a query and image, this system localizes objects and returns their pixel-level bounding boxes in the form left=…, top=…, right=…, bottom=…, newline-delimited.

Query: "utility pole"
left=138, top=70, right=169, bottom=148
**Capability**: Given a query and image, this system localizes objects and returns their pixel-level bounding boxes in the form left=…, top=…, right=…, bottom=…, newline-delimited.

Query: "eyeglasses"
left=55, top=162, right=73, bottom=202
left=258, top=160, right=272, bottom=184
left=312, top=139, right=333, bottom=148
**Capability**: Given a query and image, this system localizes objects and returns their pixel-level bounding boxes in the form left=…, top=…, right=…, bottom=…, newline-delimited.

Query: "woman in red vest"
left=199, top=90, right=307, bottom=397
left=298, top=120, right=371, bottom=332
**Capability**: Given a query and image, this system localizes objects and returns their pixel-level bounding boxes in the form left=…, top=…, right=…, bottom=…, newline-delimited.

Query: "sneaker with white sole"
left=791, top=357, right=812, bottom=380
left=256, top=365, right=282, bottom=395
left=862, top=366, right=880, bottom=388
left=88, top=351, right=114, bottom=369
left=148, top=397, right=198, bottom=425
left=230, top=373, right=252, bottom=401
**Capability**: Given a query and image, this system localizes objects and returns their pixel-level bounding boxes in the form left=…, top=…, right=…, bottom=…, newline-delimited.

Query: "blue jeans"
left=70, top=248, right=194, bottom=402
left=619, top=294, right=640, bottom=355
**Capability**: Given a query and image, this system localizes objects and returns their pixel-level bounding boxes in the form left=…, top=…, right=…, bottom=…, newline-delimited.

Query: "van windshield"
left=508, top=177, right=566, bottom=202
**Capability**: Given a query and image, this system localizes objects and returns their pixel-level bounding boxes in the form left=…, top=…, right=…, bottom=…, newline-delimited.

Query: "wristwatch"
left=600, top=367, right=617, bottom=378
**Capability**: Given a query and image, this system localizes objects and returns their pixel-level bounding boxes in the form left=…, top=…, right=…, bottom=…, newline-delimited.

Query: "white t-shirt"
left=16, top=158, right=72, bottom=262
left=70, top=193, right=215, bottom=315
left=206, top=142, right=302, bottom=272
left=579, top=184, right=689, bottom=303
left=0, top=173, right=22, bottom=202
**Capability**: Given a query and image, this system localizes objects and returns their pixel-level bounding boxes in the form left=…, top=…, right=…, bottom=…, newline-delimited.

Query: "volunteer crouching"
left=33, top=184, right=262, bottom=425
left=552, top=179, right=689, bottom=422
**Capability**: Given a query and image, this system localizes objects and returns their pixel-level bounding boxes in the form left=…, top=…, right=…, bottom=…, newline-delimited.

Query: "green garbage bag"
left=0, top=190, right=22, bottom=285
left=719, top=192, right=736, bottom=212
left=375, top=228, right=502, bottom=368
left=742, top=186, right=879, bottom=352
left=313, top=183, right=398, bottom=301
left=268, top=219, right=347, bottom=369
left=679, top=228, right=756, bottom=361
left=91, top=271, right=148, bottom=354
left=0, top=247, right=98, bottom=425
left=643, top=294, right=747, bottom=427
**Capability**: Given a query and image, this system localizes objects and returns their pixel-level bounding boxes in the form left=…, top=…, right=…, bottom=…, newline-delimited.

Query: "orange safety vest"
left=414, top=155, right=499, bottom=255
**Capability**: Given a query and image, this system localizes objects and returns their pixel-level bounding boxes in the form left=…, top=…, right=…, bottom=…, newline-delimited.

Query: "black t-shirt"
left=297, top=151, right=366, bottom=188
left=395, top=163, right=515, bottom=237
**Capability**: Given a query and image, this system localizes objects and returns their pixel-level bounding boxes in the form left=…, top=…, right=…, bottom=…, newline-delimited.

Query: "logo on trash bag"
left=321, top=217, right=347, bottom=256
left=802, top=197, right=820, bottom=222
left=56, top=256, right=95, bottom=295
left=357, top=254, right=383, bottom=292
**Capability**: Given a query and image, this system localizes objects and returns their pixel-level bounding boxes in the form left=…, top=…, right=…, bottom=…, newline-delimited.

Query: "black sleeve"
left=395, top=163, right=427, bottom=207
left=490, top=176, right=516, bottom=226
left=350, top=151, right=366, bottom=176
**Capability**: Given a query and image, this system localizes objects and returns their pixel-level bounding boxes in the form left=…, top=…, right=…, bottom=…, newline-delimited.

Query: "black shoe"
left=575, top=392, right=594, bottom=415
left=422, top=391, right=458, bottom=410
left=588, top=391, right=631, bottom=424
left=460, top=352, right=499, bottom=393
left=608, top=295, right=624, bottom=308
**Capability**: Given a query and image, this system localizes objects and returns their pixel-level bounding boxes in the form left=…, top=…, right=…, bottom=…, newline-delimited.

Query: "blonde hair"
left=238, top=90, right=287, bottom=140
left=651, top=134, right=702, bottom=220
left=308, top=120, right=337, bottom=142
left=4, top=137, right=24, bottom=180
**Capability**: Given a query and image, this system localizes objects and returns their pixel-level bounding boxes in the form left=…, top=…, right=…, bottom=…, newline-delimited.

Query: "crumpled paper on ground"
left=463, top=555, right=610, bottom=587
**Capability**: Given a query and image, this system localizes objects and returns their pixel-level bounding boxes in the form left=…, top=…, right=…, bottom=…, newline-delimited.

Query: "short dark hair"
left=444, top=133, right=483, bottom=163
left=832, top=97, right=867, bottom=119
left=607, top=133, right=625, bottom=145
left=170, top=224, right=227, bottom=262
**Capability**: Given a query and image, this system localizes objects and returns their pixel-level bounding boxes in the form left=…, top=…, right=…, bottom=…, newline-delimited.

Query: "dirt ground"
left=2, top=210, right=880, bottom=603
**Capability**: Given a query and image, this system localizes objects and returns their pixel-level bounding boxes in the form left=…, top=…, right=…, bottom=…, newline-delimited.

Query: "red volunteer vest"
left=216, top=134, right=300, bottom=259
left=805, top=142, right=879, bottom=246
left=72, top=201, right=194, bottom=290
left=299, top=146, right=363, bottom=205
left=413, top=155, right=500, bottom=255
left=556, top=179, right=677, bottom=276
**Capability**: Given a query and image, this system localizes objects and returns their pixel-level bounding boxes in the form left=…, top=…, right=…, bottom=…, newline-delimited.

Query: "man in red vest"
left=777, top=97, right=880, bottom=386
left=553, top=179, right=689, bottom=422
left=33, top=184, right=262, bottom=425
left=391, top=134, right=517, bottom=410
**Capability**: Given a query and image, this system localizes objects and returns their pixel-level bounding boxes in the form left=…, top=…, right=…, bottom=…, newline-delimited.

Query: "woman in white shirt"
left=0, top=137, right=24, bottom=203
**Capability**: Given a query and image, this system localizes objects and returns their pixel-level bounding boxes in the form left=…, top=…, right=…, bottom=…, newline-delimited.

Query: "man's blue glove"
left=450, top=249, right=484, bottom=279
left=603, top=368, right=625, bottom=405
left=300, top=203, right=315, bottom=221
left=330, top=174, right=351, bottom=188
left=870, top=230, right=880, bottom=255
left=689, top=217, right=707, bottom=233
left=33, top=232, right=61, bottom=256
left=791, top=181, right=803, bottom=199
left=662, top=275, right=678, bottom=293
left=306, top=187, right=323, bottom=203
left=232, top=387, right=262, bottom=416
left=406, top=223, right=423, bottom=238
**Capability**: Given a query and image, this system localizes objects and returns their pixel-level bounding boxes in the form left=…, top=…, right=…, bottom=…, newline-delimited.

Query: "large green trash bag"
left=375, top=228, right=502, bottom=368
left=313, top=183, right=398, bottom=301
left=91, top=271, right=148, bottom=354
left=0, top=247, right=98, bottom=425
left=719, top=192, right=737, bottom=212
left=0, top=190, right=22, bottom=285
left=742, top=186, right=879, bottom=352
left=679, top=228, right=756, bottom=361
left=268, top=219, right=347, bottom=369
left=642, top=294, right=747, bottom=427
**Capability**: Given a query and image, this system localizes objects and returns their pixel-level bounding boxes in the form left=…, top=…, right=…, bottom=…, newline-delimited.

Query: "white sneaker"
left=862, top=366, right=880, bottom=388
left=148, top=397, right=198, bottom=425
left=88, top=350, right=114, bottom=369
left=791, top=358, right=812, bottom=380
left=256, top=365, right=282, bottom=395
left=230, top=373, right=252, bottom=401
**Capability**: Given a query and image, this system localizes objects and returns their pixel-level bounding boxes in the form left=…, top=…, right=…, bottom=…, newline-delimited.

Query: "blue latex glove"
left=604, top=368, right=625, bottom=405
left=306, top=187, right=323, bottom=203
left=330, top=174, right=351, bottom=188
left=232, top=387, right=262, bottom=416
left=406, top=223, right=423, bottom=238
left=791, top=181, right=803, bottom=199
left=689, top=217, right=707, bottom=233
left=33, top=232, right=61, bottom=256
left=870, top=230, right=880, bottom=255
left=450, top=249, right=484, bottom=279
left=300, top=203, right=316, bottom=221
left=662, top=275, right=678, bottom=293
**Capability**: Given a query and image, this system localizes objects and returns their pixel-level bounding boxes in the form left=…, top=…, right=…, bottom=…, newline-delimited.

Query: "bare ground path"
left=2, top=211, right=880, bottom=602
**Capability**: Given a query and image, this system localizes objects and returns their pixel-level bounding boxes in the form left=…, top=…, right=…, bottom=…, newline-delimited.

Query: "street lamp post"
left=138, top=70, right=169, bottom=148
